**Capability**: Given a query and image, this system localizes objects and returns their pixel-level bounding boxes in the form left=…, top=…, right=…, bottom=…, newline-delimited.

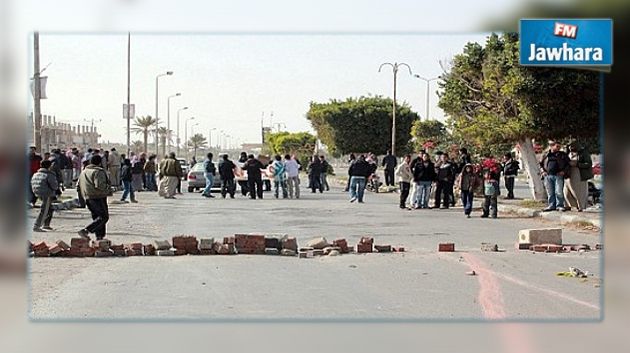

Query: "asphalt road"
left=28, top=180, right=601, bottom=321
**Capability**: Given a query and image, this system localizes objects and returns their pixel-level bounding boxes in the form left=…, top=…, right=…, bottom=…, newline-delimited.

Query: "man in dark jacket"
left=218, top=154, right=237, bottom=198
left=243, top=154, right=264, bottom=199
left=382, top=150, right=397, bottom=187
left=307, top=156, right=323, bottom=193
left=434, top=153, right=456, bottom=209
left=237, top=151, right=249, bottom=197
left=201, top=153, right=216, bottom=198
left=344, top=154, right=356, bottom=192
left=457, top=148, right=473, bottom=174
left=412, top=152, right=437, bottom=209
left=540, top=140, right=571, bottom=212
left=319, top=155, right=331, bottom=191
left=348, top=154, right=371, bottom=203
left=502, top=152, right=520, bottom=199
left=31, top=160, right=59, bottom=231
left=77, top=155, right=111, bottom=240
left=120, top=158, right=137, bottom=203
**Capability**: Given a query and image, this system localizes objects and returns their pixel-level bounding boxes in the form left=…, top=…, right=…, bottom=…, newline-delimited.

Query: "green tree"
left=131, top=140, right=144, bottom=155
left=187, top=133, right=207, bottom=160
left=130, top=115, right=156, bottom=154
left=266, top=131, right=317, bottom=166
left=307, top=96, right=419, bottom=156
left=438, top=32, right=599, bottom=200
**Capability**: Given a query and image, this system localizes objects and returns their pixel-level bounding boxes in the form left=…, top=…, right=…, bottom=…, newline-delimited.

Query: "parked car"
left=177, top=158, right=189, bottom=180
left=186, top=162, right=221, bottom=193
left=235, top=161, right=272, bottom=191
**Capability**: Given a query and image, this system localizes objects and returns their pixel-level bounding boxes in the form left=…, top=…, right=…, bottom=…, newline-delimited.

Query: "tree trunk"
left=516, top=137, right=547, bottom=200
left=143, top=130, right=148, bottom=154
left=160, top=137, right=166, bottom=157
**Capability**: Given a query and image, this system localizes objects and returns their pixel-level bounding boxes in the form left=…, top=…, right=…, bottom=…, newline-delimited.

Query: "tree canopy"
left=265, top=131, right=316, bottom=166
left=306, top=96, right=419, bottom=156
left=438, top=32, right=600, bottom=156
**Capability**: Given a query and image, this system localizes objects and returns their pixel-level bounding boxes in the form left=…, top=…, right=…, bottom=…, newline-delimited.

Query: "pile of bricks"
left=234, top=234, right=266, bottom=254
left=69, top=237, right=95, bottom=257
left=172, top=235, right=199, bottom=255
left=356, top=237, right=373, bottom=253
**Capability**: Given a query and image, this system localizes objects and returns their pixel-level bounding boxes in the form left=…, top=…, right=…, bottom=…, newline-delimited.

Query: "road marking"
left=460, top=253, right=507, bottom=319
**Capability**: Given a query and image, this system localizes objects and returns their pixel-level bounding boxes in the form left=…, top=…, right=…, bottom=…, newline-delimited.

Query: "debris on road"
left=466, top=270, right=476, bottom=276
left=530, top=244, right=564, bottom=253
left=357, top=237, right=374, bottom=253
left=374, top=244, right=391, bottom=253
left=518, top=228, right=562, bottom=245
left=556, top=267, right=589, bottom=278
left=305, top=236, right=330, bottom=249
left=332, top=238, right=349, bottom=253
left=481, top=243, right=498, bottom=252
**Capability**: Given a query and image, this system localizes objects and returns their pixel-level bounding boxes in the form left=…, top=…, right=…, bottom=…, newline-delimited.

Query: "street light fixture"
left=413, top=74, right=439, bottom=121
left=208, top=127, right=217, bottom=149
left=379, top=62, right=412, bottom=155
left=176, top=106, right=189, bottom=156
left=167, top=92, right=181, bottom=152
left=184, top=116, right=195, bottom=159
left=155, top=70, right=173, bottom=155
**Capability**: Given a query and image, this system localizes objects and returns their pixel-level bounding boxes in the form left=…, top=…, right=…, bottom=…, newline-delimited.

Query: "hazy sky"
left=37, top=33, right=489, bottom=146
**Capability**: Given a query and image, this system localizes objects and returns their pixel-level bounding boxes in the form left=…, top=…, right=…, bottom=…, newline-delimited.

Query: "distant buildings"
left=28, top=113, right=99, bottom=152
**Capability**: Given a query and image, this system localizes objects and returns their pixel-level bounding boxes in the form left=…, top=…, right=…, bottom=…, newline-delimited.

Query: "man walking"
left=77, top=155, right=111, bottom=240
left=307, top=156, right=323, bottom=193
left=218, top=154, right=237, bottom=199
left=434, top=153, right=456, bottom=209
left=284, top=154, right=300, bottom=199
left=158, top=152, right=183, bottom=199
left=143, top=155, right=158, bottom=191
left=382, top=150, right=397, bottom=187
left=243, top=154, right=264, bottom=199
left=31, top=160, right=58, bottom=232
left=28, top=146, right=42, bottom=206
left=201, top=152, right=216, bottom=198
left=348, top=154, right=371, bottom=203
left=540, top=140, right=570, bottom=212
left=270, top=154, right=288, bottom=199
left=502, top=152, right=520, bottom=199
left=319, top=155, right=331, bottom=192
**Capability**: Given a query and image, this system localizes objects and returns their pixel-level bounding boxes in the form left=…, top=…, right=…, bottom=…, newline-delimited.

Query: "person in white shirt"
left=284, top=154, right=300, bottom=199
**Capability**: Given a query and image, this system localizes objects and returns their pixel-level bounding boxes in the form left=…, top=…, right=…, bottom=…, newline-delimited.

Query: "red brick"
left=48, top=244, right=63, bottom=255
left=70, top=237, right=89, bottom=249
left=144, top=244, right=156, bottom=256
left=332, top=239, right=349, bottom=253
left=438, top=243, right=455, bottom=252
left=113, top=249, right=127, bottom=257
left=55, top=240, right=70, bottom=250
left=357, top=243, right=372, bottom=253
left=223, top=236, right=235, bottom=245
left=359, top=237, right=374, bottom=245
left=32, top=241, right=48, bottom=251
left=174, top=248, right=187, bottom=256
left=281, top=237, right=298, bottom=251
left=33, top=249, right=49, bottom=257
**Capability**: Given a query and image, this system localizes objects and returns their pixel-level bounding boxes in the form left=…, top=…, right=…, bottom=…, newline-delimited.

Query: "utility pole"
left=414, top=74, right=439, bottom=121
left=33, top=32, right=42, bottom=152
left=379, top=62, right=412, bottom=155
left=126, top=32, right=131, bottom=156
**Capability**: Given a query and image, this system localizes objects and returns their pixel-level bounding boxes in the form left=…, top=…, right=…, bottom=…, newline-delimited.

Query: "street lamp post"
left=176, top=106, right=188, bottom=156
left=184, top=117, right=195, bottom=160
left=208, top=128, right=216, bottom=150
left=414, top=74, right=439, bottom=121
left=378, top=62, right=412, bottom=155
left=167, top=92, right=181, bottom=152
left=154, top=71, right=173, bottom=155
left=191, top=122, right=199, bottom=160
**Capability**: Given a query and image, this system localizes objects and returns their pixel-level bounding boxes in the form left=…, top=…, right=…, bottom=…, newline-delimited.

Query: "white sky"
left=37, top=33, right=489, bottom=146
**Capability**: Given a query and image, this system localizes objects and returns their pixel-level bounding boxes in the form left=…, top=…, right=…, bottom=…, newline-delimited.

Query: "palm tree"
left=157, top=127, right=172, bottom=157
left=130, top=115, right=156, bottom=154
left=131, top=140, right=144, bottom=155
left=187, top=133, right=207, bottom=161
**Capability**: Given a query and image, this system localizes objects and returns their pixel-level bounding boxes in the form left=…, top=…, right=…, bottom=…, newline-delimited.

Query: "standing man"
left=395, top=154, right=412, bottom=209
left=237, top=151, right=249, bottom=197
left=319, top=155, right=331, bottom=192
left=270, top=154, right=288, bottom=199
left=540, top=140, right=570, bottom=212
left=382, top=150, right=397, bottom=187
left=348, top=154, right=371, bottom=203
left=31, top=160, right=58, bottom=231
left=344, top=153, right=356, bottom=192
left=201, top=152, right=216, bottom=198
left=243, top=154, right=264, bottom=199
left=108, top=147, right=121, bottom=188
left=143, top=155, right=158, bottom=192
left=70, top=148, right=81, bottom=188
left=434, top=153, right=456, bottom=209
left=48, top=149, right=64, bottom=192
left=307, top=156, right=323, bottom=193
left=77, top=155, right=111, bottom=240
left=28, top=146, right=42, bottom=206
left=502, top=152, right=520, bottom=199
left=119, top=158, right=137, bottom=203
left=158, top=152, right=183, bottom=199
left=218, top=154, right=237, bottom=199
left=284, top=154, right=300, bottom=199
left=564, top=142, right=592, bottom=212
left=413, top=152, right=436, bottom=209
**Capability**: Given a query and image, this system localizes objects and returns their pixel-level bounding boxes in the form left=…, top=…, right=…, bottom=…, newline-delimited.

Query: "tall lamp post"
left=378, top=62, right=412, bottom=155
left=208, top=127, right=216, bottom=150
left=167, top=92, right=181, bottom=152
left=154, top=71, right=173, bottom=155
left=190, top=122, right=199, bottom=160
left=176, top=106, right=188, bottom=156
left=184, top=117, right=195, bottom=160
left=413, top=74, right=439, bottom=121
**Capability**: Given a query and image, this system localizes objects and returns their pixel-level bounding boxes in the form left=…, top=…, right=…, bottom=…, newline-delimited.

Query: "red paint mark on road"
left=461, top=253, right=506, bottom=320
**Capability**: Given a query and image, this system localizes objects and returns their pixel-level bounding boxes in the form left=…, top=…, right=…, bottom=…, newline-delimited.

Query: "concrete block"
left=374, top=245, right=391, bottom=253
left=306, top=237, right=329, bottom=249
left=154, top=240, right=171, bottom=251
left=516, top=243, right=532, bottom=250
left=157, top=249, right=175, bottom=256
left=438, top=243, right=455, bottom=252
left=281, top=236, right=298, bottom=251
left=481, top=243, right=498, bottom=252
left=70, top=237, right=89, bottom=249
left=328, top=250, right=340, bottom=256
left=265, top=248, right=280, bottom=255
left=312, top=249, right=324, bottom=256
left=280, top=249, right=297, bottom=256
left=357, top=243, right=372, bottom=253
left=265, top=237, right=280, bottom=249
left=199, top=238, right=215, bottom=250
left=323, top=246, right=342, bottom=255
left=518, top=228, right=562, bottom=245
